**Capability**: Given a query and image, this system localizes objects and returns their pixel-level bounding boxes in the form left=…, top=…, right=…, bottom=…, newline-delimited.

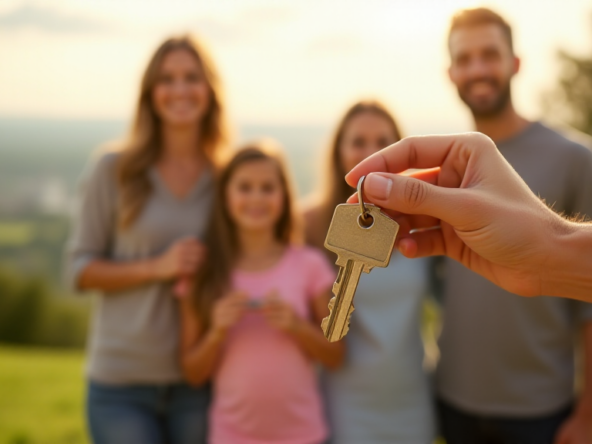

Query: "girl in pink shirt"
left=179, top=141, right=344, bottom=444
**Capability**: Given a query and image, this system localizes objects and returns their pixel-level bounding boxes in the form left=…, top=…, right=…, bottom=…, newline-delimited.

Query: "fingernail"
left=365, top=174, right=393, bottom=200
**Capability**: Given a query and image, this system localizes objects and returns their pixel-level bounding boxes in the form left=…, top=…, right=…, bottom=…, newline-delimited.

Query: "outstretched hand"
left=346, top=132, right=571, bottom=298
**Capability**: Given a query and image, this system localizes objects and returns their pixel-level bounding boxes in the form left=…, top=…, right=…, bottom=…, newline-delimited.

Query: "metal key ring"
left=357, top=176, right=369, bottom=221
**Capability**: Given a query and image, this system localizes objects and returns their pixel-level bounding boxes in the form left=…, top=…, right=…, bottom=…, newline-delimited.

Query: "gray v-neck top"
left=65, top=151, right=214, bottom=384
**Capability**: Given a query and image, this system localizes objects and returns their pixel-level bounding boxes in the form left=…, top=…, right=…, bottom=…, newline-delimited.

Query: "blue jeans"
left=87, top=380, right=210, bottom=444
left=437, top=397, right=573, bottom=444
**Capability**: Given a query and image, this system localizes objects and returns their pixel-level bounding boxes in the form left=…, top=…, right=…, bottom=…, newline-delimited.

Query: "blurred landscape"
left=0, top=346, right=87, bottom=444
left=1, top=44, right=592, bottom=443
left=0, top=119, right=332, bottom=444
left=0, top=118, right=332, bottom=346
left=1, top=0, right=591, bottom=443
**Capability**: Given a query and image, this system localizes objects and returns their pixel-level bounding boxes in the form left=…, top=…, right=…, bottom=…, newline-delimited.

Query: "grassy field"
left=0, top=346, right=88, bottom=444
left=0, top=337, right=446, bottom=444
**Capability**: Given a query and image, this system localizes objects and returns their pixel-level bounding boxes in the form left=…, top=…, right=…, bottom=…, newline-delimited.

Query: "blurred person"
left=433, top=8, right=592, bottom=444
left=65, top=34, right=229, bottom=444
left=302, top=101, right=436, bottom=443
left=178, top=142, right=344, bottom=444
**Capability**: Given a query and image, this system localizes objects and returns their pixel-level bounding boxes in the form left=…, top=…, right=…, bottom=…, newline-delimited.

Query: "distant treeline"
left=0, top=266, right=89, bottom=348
left=0, top=213, right=70, bottom=288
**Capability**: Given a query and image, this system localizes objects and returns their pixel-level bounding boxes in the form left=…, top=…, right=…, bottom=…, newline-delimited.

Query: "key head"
left=324, top=204, right=399, bottom=268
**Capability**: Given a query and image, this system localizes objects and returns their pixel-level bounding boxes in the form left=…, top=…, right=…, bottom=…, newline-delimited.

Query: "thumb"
left=363, top=172, right=465, bottom=224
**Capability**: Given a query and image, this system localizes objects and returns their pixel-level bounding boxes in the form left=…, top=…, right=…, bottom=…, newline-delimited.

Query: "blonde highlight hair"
left=313, top=100, right=402, bottom=250
left=117, top=34, right=229, bottom=228
left=192, top=140, right=302, bottom=328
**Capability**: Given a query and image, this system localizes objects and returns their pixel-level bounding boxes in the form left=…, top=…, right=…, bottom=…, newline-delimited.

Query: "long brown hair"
left=313, top=100, right=402, bottom=250
left=192, top=140, right=301, bottom=328
left=117, top=34, right=229, bottom=228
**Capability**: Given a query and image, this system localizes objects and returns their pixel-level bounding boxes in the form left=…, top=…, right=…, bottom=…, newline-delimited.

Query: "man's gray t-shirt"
left=65, top=151, right=214, bottom=385
left=436, top=122, right=592, bottom=416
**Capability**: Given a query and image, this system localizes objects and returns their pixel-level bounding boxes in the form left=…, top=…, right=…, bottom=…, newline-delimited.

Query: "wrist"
left=541, top=220, right=592, bottom=300
left=140, top=257, right=161, bottom=282
left=287, top=316, right=305, bottom=336
left=208, top=326, right=227, bottom=343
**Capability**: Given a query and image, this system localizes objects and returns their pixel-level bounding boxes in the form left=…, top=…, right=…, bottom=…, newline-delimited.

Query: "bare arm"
left=178, top=297, right=224, bottom=386
left=78, top=238, right=205, bottom=293
left=179, top=291, right=247, bottom=386
left=545, top=225, right=592, bottom=303
left=78, top=258, right=160, bottom=292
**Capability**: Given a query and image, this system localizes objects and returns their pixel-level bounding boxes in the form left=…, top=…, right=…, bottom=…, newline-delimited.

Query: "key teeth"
left=321, top=298, right=335, bottom=336
left=327, top=297, right=335, bottom=311
left=321, top=300, right=355, bottom=342
left=341, top=304, right=355, bottom=337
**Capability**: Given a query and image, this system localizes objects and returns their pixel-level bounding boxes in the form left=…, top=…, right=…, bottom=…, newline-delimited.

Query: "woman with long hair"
left=303, top=100, right=435, bottom=443
left=65, top=34, right=229, bottom=444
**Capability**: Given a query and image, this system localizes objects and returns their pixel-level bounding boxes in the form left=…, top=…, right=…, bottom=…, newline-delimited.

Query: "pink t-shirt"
left=209, top=246, right=336, bottom=444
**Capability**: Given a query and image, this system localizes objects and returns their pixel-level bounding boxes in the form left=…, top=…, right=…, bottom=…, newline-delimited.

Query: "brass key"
left=321, top=176, right=399, bottom=342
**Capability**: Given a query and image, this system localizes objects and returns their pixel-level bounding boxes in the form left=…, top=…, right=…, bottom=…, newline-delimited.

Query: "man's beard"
left=457, top=78, right=512, bottom=119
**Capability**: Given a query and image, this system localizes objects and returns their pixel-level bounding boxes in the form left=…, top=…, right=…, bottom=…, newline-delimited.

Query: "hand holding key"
left=345, top=133, right=591, bottom=300
left=321, top=177, right=399, bottom=342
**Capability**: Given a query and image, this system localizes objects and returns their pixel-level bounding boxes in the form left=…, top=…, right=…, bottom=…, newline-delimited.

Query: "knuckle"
left=403, top=179, right=428, bottom=209
left=465, top=132, right=494, bottom=151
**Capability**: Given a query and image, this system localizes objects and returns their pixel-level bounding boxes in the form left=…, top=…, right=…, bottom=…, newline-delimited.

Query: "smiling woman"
left=117, top=35, right=228, bottom=227
left=64, top=34, right=230, bottom=444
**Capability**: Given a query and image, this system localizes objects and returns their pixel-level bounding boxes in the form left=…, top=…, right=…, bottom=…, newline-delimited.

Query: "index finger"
left=345, top=134, right=463, bottom=188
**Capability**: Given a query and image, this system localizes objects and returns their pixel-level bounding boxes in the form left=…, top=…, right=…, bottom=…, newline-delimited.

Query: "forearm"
left=289, top=319, right=344, bottom=369
left=181, top=329, right=225, bottom=386
left=543, top=223, right=592, bottom=302
left=78, top=258, right=160, bottom=292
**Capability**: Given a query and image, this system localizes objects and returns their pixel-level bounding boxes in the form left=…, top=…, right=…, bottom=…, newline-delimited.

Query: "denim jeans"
left=87, top=380, right=210, bottom=444
left=437, top=397, right=573, bottom=444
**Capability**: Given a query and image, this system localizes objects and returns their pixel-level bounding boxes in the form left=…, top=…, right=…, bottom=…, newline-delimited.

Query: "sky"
left=0, top=0, right=590, bottom=134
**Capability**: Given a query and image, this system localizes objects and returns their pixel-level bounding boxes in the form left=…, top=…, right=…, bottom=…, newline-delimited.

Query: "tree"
left=0, top=267, right=90, bottom=348
left=544, top=48, right=592, bottom=136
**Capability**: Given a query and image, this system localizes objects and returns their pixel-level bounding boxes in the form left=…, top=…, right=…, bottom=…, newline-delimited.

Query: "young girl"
left=179, top=141, right=344, bottom=444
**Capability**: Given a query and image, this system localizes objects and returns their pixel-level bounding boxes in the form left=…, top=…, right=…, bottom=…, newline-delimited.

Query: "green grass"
left=0, top=346, right=88, bottom=444
left=0, top=345, right=447, bottom=444
left=0, top=222, right=35, bottom=246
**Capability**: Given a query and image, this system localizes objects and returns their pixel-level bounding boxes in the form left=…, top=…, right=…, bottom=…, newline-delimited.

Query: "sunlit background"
left=1, top=0, right=591, bottom=126
left=1, top=1, right=591, bottom=443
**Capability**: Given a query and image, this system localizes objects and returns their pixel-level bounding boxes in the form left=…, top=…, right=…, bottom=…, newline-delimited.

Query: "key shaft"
left=322, top=260, right=365, bottom=342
